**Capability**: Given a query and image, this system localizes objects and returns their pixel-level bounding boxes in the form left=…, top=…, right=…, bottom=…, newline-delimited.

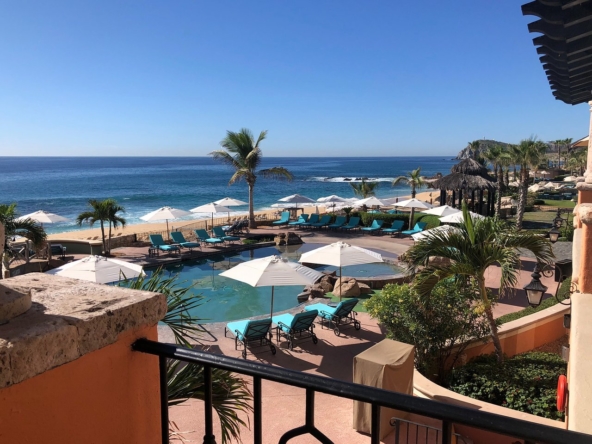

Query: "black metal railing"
left=133, top=339, right=592, bottom=444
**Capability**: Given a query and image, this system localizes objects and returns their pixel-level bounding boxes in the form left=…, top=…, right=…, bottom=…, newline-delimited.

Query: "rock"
left=358, top=282, right=373, bottom=295
left=296, top=292, right=310, bottom=303
left=318, top=276, right=334, bottom=293
left=274, top=231, right=303, bottom=246
left=322, top=270, right=337, bottom=277
left=304, top=284, right=325, bottom=299
left=333, top=277, right=360, bottom=298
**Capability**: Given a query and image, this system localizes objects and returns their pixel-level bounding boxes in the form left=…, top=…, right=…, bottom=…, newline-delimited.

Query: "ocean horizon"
left=1, top=156, right=457, bottom=234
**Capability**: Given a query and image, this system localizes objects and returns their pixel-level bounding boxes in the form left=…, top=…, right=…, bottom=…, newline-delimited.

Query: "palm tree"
left=403, top=203, right=554, bottom=363
left=349, top=179, right=379, bottom=198
left=210, top=129, right=293, bottom=229
left=77, top=199, right=111, bottom=254
left=482, top=145, right=510, bottom=216
left=105, top=199, right=126, bottom=254
left=511, top=138, right=548, bottom=230
left=468, top=140, right=482, bottom=160
left=392, top=167, right=426, bottom=228
left=0, top=203, right=47, bottom=248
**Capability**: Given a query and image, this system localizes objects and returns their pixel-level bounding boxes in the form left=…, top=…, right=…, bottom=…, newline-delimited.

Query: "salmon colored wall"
left=0, top=326, right=161, bottom=444
left=462, top=315, right=566, bottom=363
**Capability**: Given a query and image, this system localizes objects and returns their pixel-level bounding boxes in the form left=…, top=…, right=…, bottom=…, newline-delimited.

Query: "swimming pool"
left=145, top=243, right=402, bottom=323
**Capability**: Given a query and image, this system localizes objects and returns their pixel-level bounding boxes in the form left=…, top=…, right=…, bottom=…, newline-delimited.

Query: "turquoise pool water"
left=145, top=244, right=402, bottom=323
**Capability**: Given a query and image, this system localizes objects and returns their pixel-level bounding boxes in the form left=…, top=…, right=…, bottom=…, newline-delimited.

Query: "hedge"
left=355, top=212, right=441, bottom=230
left=448, top=352, right=566, bottom=420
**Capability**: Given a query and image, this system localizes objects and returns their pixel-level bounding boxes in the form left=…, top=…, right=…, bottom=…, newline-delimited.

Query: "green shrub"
left=242, top=239, right=258, bottom=245
left=497, top=277, right=571, bottom=324
left=415, top=214, right=441, bottom=229
left=448, top=352, right=566, bottom=420
left=358, top=212, right=410, bottom=229
left=533, top=199, right=545, bottom=205
left=365, top=280, right=489, bottom=384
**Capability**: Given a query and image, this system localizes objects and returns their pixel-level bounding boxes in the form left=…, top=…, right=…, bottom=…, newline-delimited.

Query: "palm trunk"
left=504, top=167, right=509, bottom=188
left=409, top=208, right=415, bottom=229
left=107, top=222, right=112, bottom=255
left=248, top=184, right=256, bottom=229
left=100, top=221, right=107, bottom=255
left=495, top=165, right=502, bottom=217
left=515, top=168, right=528, bottom=230
left=479, top=278, right=503, bottom=363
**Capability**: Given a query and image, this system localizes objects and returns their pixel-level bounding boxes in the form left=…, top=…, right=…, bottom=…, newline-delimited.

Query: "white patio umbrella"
left=420, top=205, right=461, bottom=217
left=190, top=202, right=232, bottom=229
left=528, top=184, right=542, bottom=193
left=141, top=206, right=191, bottom=239
left=411, top=224, right=460, bottom=241
left=17, top=210, right=69, bottom=225
left=299, top=241, right=383, bottom=300
left=353, top=196, right=387, bottom=207
left=544, top=182, right=557, bottom=189
left=318, top=195, right=348, bottom=211
left=440, top=211, right=485, bottom=224
left=564, top=176, right=577, bottom=182
left=278, top=194, right=316, bottom=212
left=219, top=255, right=323, bottom=318
left=394, top=198, right=433, bottom=228
left=214, top=197, right=248, bottom=221
left=46, top=255, right=144, bottom=284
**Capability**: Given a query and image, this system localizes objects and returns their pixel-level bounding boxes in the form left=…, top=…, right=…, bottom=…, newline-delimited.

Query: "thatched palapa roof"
left=451, top=158, right=490, bottom=179
left=434, top=173, right=495, bottom=191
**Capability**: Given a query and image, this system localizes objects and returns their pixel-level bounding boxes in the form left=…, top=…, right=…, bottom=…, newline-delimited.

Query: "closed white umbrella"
left=220, top=255, right=323, bottom=318
left=190, top=202, right=232, bottom=229
left=141, top=206, right=191, bottom=239
left=46, top=255, right=144, bottom=284
left=411, top=225, right=460, bottom=241
left=299, top=241, right=383, bottom=300
left=440, top=211, right=485, bottom=224
left=17, top=210, right=69, bottom=225
left=420, top=205, right=461, bottom=217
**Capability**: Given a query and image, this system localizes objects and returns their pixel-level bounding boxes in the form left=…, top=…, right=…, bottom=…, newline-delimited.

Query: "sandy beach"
left=48, top=191, right=436, bottom=241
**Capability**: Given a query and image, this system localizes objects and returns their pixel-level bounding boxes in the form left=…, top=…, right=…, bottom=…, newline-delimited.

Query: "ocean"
left=0, top=156, right=456, bottom=234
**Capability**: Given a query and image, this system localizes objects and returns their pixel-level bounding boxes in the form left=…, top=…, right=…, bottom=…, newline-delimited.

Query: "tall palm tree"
left=468, top=140, right=482, bottom=160
left=0, top=203, right=47, bottom=248
left=349, top=179, right=379, bottom=198
left=559, top=138, right=572, bottom=169
left=77, top=199, right=111, bottom=254
left=482, top=145, right=510, bottom=216
left=210, top=129, right=293, bottom=228
left=403, top=203, right=554, bottom=363
left=393, top=167, right=426, bottom=228
left=511, top=138, right=548, bottom=230
left=105, top=199, right=126, bottom=254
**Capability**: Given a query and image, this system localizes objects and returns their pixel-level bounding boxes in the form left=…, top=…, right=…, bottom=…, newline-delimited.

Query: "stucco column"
left=586, top=101, right=592, bottom=181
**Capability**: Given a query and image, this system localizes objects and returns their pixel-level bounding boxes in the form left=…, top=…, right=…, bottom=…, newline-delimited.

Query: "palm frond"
left=259, top=166, right=293, bottom=181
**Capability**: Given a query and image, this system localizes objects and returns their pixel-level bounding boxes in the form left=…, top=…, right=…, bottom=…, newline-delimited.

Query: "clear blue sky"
left=0, top=1, right=588, bottom=157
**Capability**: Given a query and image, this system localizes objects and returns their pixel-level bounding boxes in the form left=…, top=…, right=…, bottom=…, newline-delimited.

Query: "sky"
left=0, top=1, right=588, bottom=157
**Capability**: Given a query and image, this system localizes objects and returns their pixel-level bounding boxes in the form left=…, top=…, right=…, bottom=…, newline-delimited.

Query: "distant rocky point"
left=456, top=140, right=512, bottom=160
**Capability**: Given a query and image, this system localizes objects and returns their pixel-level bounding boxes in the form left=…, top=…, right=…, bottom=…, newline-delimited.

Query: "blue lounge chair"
left=224, top=318, right=276, bottom=359
left=381, top=220, right=405, bottom=237
left=341, top=216, right=361, bottom=231
left=272, top=211, right=290, bottom=226
left=310, top=215, right=332, bottom=229
left=272, top=310, right=318, bottom=350
left=304, top=299, right=361, bottom=336
left=327, top=215, right=346, bottom=230
left=401, top=222, right=428, bottom=236
left=288, top=214, right=309, bottom=227
left=170, top=231, right=201, bottom=251
left=361, top=219, right=384, bottom=235
left=149, top=234, right=180, bottom=255
left=212, top=226, right=240, bottom=244
left=194, top=229, right=224, bottom=246
left=300, top=213, right=320, bottom=228
left=387, top=209, right=401, bottom=214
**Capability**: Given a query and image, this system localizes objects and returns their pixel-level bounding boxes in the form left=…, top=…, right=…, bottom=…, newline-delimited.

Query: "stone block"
left=334, top=277, right=361, bottom=298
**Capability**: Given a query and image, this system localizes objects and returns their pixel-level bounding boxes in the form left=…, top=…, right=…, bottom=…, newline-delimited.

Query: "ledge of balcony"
left=0, top=273, right=167, bottom=388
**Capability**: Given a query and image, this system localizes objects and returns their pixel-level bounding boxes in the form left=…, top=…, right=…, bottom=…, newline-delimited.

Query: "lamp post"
left=523, top=264, right=548, bottom=308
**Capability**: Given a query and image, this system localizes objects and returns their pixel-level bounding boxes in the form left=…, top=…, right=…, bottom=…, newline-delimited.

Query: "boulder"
left=333, top=277, right=361, bottom=298
left=303, top=283, right=325, bottom=299
left=322, top=270, right=337, bottom=278
left=358, top=282, right=373, bottom=295
left=274, top=231, right=303, bottom=246
left=296, top=292, right=310, bottom=303
left=318, top=275, right=334, bottom=293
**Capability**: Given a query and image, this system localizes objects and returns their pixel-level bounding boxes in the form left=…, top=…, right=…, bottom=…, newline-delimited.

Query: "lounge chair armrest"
left=277, top=321, right=291, bottom=330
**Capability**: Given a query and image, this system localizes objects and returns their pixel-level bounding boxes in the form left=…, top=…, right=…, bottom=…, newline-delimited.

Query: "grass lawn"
left=522, top=211, right=556, bottom=223
left=541, top=200, right=575, bottom=209
left=325, top=290, right=380, bottom=313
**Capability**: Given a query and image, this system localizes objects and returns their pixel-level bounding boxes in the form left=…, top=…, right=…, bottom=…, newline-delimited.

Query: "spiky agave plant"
left=122, top=269, right=253, bottom=443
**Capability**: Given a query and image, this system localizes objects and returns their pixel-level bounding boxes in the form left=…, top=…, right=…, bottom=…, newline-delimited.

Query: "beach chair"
left=361, top=219, right=384, bottom=235
left=340, top=216, right=361, bottom=231
left=381, top=220, right=404, bottom=237
left=212, top=226, right=241, bottom=244
left=288, top=214, right=309, bottom=227
left=272, top=211, right=290, bottom=226
left=194, top=229, right=224, bottom=246
left=309, top=215, right=331, bottom=229
left=387, top=209, right=401, bottom=214
left=223, top=220, right=240, bottom=234
left=272, top=310, right=318, bottom=350
left=327, top=215, right=346, bottom=230
left=300, top=213, right=320, bottom=228
left=401, top=222, right=428, bottom=237
left=304, top=299, right=361, bottom=336
left=224, top=318, right=276, bottom=359
left=149, top=234, right=181, bottom=255
left=170, top=231, right=201, bottom=251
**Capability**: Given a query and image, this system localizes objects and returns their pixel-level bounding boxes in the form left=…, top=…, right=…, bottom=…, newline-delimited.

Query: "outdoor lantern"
left=548, top=227, right=561, bottom=243
left=523, top=265, right=548, bottom=308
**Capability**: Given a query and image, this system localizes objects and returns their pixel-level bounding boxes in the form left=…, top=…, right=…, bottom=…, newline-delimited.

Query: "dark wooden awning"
left=522, top=0, right=592, bottom=105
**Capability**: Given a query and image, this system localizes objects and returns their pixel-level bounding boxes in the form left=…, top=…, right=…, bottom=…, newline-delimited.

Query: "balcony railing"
left=133, top=339, right=592, bottom=444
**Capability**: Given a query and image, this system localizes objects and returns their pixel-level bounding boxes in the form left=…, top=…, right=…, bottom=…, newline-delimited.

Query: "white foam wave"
left=307, top=177, right=394, bottom=183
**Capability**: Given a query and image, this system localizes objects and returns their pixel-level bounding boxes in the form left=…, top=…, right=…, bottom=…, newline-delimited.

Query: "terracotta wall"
left=0, top=326, right=161, bottom=444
